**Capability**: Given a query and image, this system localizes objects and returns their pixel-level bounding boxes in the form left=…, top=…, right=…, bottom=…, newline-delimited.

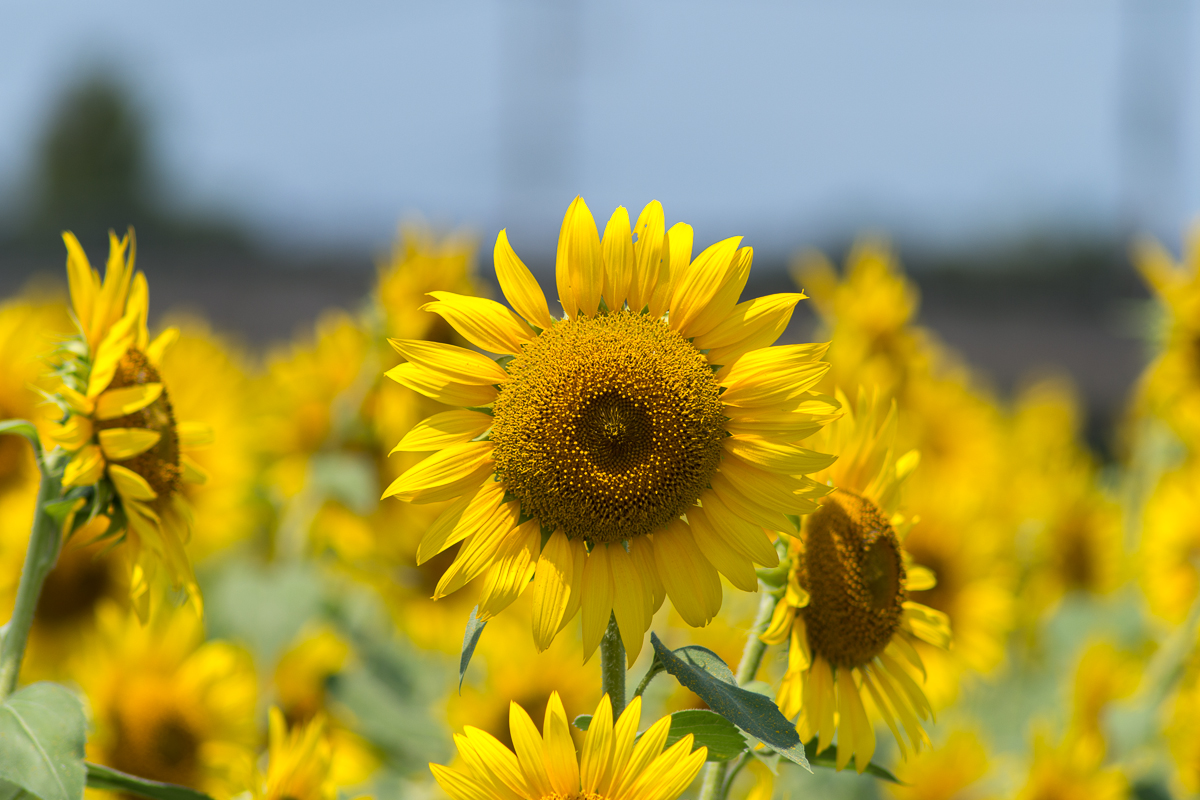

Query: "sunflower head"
left=432, top=692, right=707, bottom=800
left=41, top=230, right=211, bottom=619
left=384, top=197, right=836, bottom=658
left=763, top=388, right=949, bottom=772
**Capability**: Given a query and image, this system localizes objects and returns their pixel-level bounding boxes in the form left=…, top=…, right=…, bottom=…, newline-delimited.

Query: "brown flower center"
left=799, top=490, right=906, bottom=668
left=95, top=348, right=181, bottom=499
left=109, top=692, right=201, bottom=786
left=491, top=310, right=724, bottom=543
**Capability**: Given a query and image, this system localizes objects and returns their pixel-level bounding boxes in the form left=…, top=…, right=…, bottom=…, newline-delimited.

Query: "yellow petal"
left=177, top=421, right=215, bottom=449
left=717, top=457, right=823, bottom=516
left=580, top=542, right=615, bottom=661
left=388, top=339, right=509, bottom=385
left=905, top=565, right=937, bottom=592
left=724, top=436, right=836, bottom=475
left=653, top=519, right=722, bottom=627
left=63, top=231, right=97, bottom=340
left=666, top=222, right=693, bottom=287
left=531, top=530, right=576, bottom=651
left=181, top=454, right=208, bottom=485
left=902, top=601, right=952, bottom=649
left=98, top=428, right=161, bottom=461
left=630, top=537, right=665, bottom=617
left=462, top=727, right=531, bottom=796
left=46, top=415, right=93, bottom=450
left=145, top=326, right=179, bottom=366
left=609, top=715, right=671, bottom=798
left=108, top=462, right=157, bottom=501
left=542, top=692, right=580, bottom=794
left=508, top=702, right=554, bottom=797
left=558, top=538, right=588, bottom=635
left=477, top=519, right=540, bottom=619
left=57, top=384, right=94, bottom=416
left=86, top=311, right=139, bottom=397
left=94, top=383, right=164, bottom=420
left=63, top=444, right=105, bottom=487
left=760, top=599, right=794, bottom=645
left=626, top=735, right=705, bottom=800
left=696, top=292, right=805, bottom=365
left=580, top=695, right=614, bottom=793
left=556, top=196, right=603, bottom=318
left=669, top=236, right=741, bottom=335
left=423, top=291, right=535, bottom=355
left=685, top=507, right=759, bottom=592
left=708, top=472, right=794, bottom=534
left=382, top=440, right=494, bottom=503
left=837, top=669, right=874, bottom=772
left=385, top=362, right=499, bottom=408
left=429, top=763, right=503, bottom=800
left=494, top=229, right=554, bottom=330
left=718, top=345, right=831, bottom=408
left=417, top=479, right=506, bottom=564
left=699, top=490, right=780, bottom=567
left=601, top=206, right=634, bottom=310
left=608, top=545, right=649, bottom=665
left=393, top=410, right=492, bottom=453
left=600, top=696, right=642, bottom=796
left=434, top=500, right=521, bottom=598
left=860, top=666, right=906, bottom=762
left=629, top=201, right=665, bottom=313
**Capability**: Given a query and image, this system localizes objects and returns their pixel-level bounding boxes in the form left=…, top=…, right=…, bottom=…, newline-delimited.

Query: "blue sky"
left=2, top=1, right=1196, bottom=257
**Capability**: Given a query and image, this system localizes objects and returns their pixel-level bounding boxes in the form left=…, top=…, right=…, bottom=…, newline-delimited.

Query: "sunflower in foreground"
left=43, top=231, right=211, bottom=617
left=431, top=692, right=706, bottom=800
left=383, top=197, right=837, bottom=659
left=762, top=389, right=950, bottom=772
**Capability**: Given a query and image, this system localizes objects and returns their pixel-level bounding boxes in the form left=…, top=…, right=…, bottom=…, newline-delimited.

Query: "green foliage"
left=0, top=683, right=86, bottom=800
left=648, top=633, right=808, bottom=770
left=0, top=421, right=40, bottom=453
left=574, top=708, right=748, bottom=762
left=85, top=764, right=214, bottom=800
left=459, top=605, right=487, bottom=691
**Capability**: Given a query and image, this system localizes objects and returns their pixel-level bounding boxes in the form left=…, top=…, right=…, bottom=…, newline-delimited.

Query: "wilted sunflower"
left=43, top=231, right=210, bottom=618
left=431, top=692, right=706, bottom=800
left=383, top=197, right=836, bottom=660
left=762, top=389, right=950, bottom=772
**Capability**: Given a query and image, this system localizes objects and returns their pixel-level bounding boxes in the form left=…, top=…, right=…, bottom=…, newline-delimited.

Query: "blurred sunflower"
left=1131, top=225, right=1200, bottom=445
left=1014, top=732, right=1127, bottom=800
left=78, top=602, right=257, bottom=796
left=1138, top=461, right=1200, bottom=624
left=431, top=692, right=707, bottom=800
left=886, top=729, right=991, bottom=800
left=762, top=389, right=949, bottom=772
left=385, top=197, right=834, bottom=659
left=249, top=708, right=338, bottom=800
left=42, top=231, right=210, bottom=618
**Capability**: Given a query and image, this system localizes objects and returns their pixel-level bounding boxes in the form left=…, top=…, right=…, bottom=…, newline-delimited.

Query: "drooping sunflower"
left=762, top=389, right=950, bottom=772
left=431, top=692, right=707, bottom=800
left=43, top=231, right=211, bottom=618
left=384, top=197, right=835, bottom=660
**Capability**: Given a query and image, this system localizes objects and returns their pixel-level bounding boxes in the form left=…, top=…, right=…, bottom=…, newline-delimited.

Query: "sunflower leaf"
left=649, top=633, right=808, bottom=770
left=459, top=605, right=487, bottom=692
left=85, top=764, right=214, bottom=800
left=804, top=738, right=902, bottom=783
left=0, top=682, right=86, bottom=800
left=0, top=420, right=40, bottom=450
left=659, top=709, right=748, bottom=761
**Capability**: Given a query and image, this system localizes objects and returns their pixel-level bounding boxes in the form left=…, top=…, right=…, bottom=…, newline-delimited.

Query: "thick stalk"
left=699, top=583, right=781, bottom=800
left=600, top=613, right=626, bottom=717
left=0, top=473, right=62, bottom=700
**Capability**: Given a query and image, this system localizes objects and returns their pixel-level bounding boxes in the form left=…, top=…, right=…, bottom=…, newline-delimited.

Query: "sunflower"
left=78, top=602, right=258, bottom=796
left=431, top=692, right=707, bottom=800
left=251, top=708, right=338, bottom=800
left=886, top=729, right=990, bottom=800
left=1131, top=224, right=1200, bottom=445
left=42, top=231, right=210, bottom=618
left=384, top=197, right=834, bottom=660
left=1138, top=461, right=1200, bottom=624
left=762, top=389, right=950, bottom=772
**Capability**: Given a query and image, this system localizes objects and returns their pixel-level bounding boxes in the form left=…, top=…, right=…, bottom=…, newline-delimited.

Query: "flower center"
left=799, top=489, right=906, bottom=668
left=491, top=310, right=724, bottom=544
left=110, top=692, right=200, bottom=785
left=35, top=539, right=114, bottom=627
left=94, top=348, right=181, bottom=500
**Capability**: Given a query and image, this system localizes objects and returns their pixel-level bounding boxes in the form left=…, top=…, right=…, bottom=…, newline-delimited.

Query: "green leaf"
left=661, top=709, right=748, bottom=761
left=573, top=714, right=592, bottom=731
left=85, top=764, right=214, bottom=800
left=459, top=606, right=487, bottom=692
left=0, top=683, right=86, bottom=800
left=0, top=779, right=33, bottom=800
left=649, top=633, right=808, bottom=771
left=0, top=420, right=39, bottom=448
left=804, top=738, right=902, bottom=783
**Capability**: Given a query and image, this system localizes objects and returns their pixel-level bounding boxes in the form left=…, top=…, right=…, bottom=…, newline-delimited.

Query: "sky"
left=1, top=0, right=1197, bottom=258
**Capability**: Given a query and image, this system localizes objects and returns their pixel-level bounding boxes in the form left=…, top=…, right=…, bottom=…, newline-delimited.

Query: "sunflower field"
left=1, top=201, right=1199, bottom=800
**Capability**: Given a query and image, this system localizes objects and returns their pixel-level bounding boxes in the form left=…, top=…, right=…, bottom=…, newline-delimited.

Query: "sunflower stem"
left=600, top=612, right=626, bottom=717
left=699, top=583, right=779, bottom=800
left=0, top=469, right=63, bottom=700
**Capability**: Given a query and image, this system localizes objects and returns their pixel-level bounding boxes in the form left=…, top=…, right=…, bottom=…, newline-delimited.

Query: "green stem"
left=0, top=471, right=63, bottom=700
left=631, top=657, right=664, bottom=699
left=600, top=612, right=626, bottom=717
left=699, top=583, right=781, bottom=800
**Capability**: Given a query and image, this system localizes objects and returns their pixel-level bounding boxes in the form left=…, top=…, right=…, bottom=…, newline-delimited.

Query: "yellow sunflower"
left=762, top=389, right=950, bottom=772
left=43, top=231, right=210, bottom=617
left=251, top=708, right=337, bottom=800
left=1131, top=224, right=1200, bottom=445
left=886, top=729, right=991, bottom=800
left=431, top=692, right=707, bottom=800
left=384, top=197, right=834, bottom=660
left=78, top=602, right=258, bottom=797
left=1138, top=461, right=1200, bottom=624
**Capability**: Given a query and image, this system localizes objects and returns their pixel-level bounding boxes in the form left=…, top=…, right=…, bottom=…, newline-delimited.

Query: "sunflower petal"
left=176, top=420, right=215, bottom=448
left=542, top=693, right=580, bottom=794
left=580, top=542, right=616, bottom=661
left=509, top=702, right=553, bottom=796
left=653, top=519, right=722, bottom=627
left=385, top=362, right=499, bottom=408
left=462, top=727, right=531, bottom=796
left=63, top=444, right=105, bottom=487
left=580, top=695, right=614, bottom=793
left=531, top=531, right=576, bottom=651
left=382, top=440, right=494, bottom=502
left=422, top=292, right=535, bottom=355
left=686, top=507, right=759, bottom=592
left=46, top=415, right=93, bottom=450
left=94, top=383, right=164, bottom=420
left=108, top=463, right=157, bottom=501
left=495, top=228, right=554, bottom=330
left=145, top=326, right=179, bottom=366
left=417, top=479, right=507, bottom=564
left=670, top=236, right=741, bottom=336
left=601, top=206, right=635, bottom=310
left=901, top=601, right=952, bottom=649
left=98, top=428, right=161, bottom=461
left=556, top=196, right=603, bottom=318
left=394, top=410, right=494, bottom=453
left=389, top=339, right=509, bottom=385
left=429, top=763, right=503, bottom=800
left=434, top=500, right=521, bottom=598
left=180, top=454, right=208, bottom=485
left=629, top=201, right=665, bottom=314
left=724, top=436, right=836, bottom=474
left=608, top=545, right=649, bottom=665
left=477, top=520, right=541, bottom=619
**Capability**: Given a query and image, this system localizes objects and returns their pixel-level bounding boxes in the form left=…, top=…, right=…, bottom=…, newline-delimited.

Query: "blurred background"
left=2, top=0, right=1198, bottom=449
